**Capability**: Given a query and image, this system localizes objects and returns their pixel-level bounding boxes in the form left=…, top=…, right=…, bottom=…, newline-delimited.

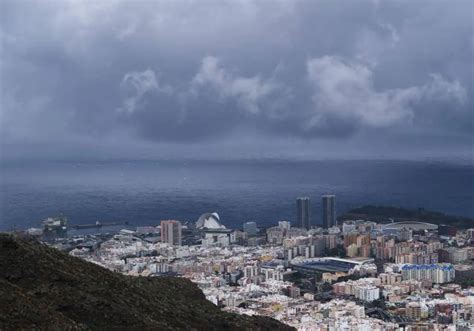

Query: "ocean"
left=0, top=159, right=473, bottom=231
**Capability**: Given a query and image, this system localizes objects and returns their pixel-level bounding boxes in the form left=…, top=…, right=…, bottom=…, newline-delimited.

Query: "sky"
left=1, top=0, right=473, bottom=161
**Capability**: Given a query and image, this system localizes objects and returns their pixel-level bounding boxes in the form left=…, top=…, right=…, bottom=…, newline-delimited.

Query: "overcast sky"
left=1, top=0, right=473, bottom=161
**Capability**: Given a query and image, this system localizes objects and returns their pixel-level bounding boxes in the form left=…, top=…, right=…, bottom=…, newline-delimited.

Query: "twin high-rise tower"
left=296, top=197, right=311, bottom=229
left=296, top=195, right=337, bottom=229
left=322, top=194, right=336, bottom=229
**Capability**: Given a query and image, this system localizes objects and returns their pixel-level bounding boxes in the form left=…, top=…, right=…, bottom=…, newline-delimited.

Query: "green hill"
left=0, top=234, right=293, bottom=330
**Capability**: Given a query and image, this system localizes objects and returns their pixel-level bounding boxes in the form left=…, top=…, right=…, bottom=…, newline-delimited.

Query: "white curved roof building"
left=196, top=212, right=226, bottom=229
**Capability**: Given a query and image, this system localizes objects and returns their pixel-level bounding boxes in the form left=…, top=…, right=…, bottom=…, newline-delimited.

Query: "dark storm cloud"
left=0, top=0, right=472, bottom=158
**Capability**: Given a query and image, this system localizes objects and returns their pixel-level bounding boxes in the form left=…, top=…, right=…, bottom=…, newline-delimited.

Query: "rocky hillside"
left=0, top=234, right=294, bottom=330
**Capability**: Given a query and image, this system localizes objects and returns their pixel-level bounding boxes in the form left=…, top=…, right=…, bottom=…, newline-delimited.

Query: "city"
left=1, top=0, right=472, bottom=330
left=23, top=195, right=474, bottom=330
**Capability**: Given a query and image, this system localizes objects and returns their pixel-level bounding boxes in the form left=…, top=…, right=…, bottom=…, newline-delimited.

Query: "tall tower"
left=296, top=197, right=311, bottom=230
left=161, top=220, right=182, bottom=246
left=322, top=195, right=336, bottom=228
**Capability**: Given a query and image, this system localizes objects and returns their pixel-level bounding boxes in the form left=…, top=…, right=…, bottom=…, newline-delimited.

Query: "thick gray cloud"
left=0, top=0, right=472, bottom=160
left=306, top=56, right=466, bottom=129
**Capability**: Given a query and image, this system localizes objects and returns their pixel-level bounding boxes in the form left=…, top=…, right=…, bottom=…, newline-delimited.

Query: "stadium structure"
left=290, top=257, right=374, bottom=275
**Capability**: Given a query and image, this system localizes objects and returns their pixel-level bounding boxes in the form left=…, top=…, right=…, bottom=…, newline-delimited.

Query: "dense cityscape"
left=22, top=195, right=474, bottom=330
left=1, top=1, right=473, bottom=329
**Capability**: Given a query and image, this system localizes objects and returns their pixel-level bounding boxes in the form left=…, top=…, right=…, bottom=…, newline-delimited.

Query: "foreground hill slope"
left=0, top=234, right=294, bottom=330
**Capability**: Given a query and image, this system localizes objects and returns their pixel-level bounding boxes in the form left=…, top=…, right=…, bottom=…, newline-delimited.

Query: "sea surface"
left=0, top=159, right=473, bottom=231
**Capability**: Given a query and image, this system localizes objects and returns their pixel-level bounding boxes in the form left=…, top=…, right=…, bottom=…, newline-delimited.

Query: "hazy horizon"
left=2, top=159, right=473, bottom=231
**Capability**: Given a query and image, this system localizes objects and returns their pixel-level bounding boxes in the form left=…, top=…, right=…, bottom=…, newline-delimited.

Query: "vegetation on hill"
left=0, top=234, right=294, bottom=330
left=339, top=205, right=473, bottom=229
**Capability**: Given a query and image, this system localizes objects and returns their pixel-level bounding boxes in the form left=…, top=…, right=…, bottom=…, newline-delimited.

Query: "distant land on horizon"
left=1, top=159, right=472, bottom=231
left=340, top=205, right=474, bottom=229
left=2, top=205, right=472, bottom=233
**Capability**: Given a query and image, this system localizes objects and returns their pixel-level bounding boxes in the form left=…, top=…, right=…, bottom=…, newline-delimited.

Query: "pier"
left=71, top=221, right=129, bottom=230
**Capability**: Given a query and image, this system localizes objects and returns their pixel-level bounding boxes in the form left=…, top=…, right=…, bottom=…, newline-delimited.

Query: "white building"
left=278, top=221, right=291, bottom=230
left=243, top=265, right=259, bottom=279
left=342, top=221, right=357, bottom=234
left=262, top=266, right=285, bottom=281
left=355, top=285, right=380, bottom=302
left=401, top=264, right=455, bottom=284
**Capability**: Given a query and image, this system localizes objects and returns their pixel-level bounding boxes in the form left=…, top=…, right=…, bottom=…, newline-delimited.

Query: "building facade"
left=322, top=195, right=336, bottom=228
left=161, top=220, right=182, bottom=246
left=296, top=197, right=311, bottom=230
left=243, top=221, right=257, bottom=237
left=401, top=264, right=455, bottom=284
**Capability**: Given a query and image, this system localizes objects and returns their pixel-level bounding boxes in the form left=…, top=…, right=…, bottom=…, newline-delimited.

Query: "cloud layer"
left=1, top=0, right=472, bottom=159
left=306, top=56, right=466, bottom=131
